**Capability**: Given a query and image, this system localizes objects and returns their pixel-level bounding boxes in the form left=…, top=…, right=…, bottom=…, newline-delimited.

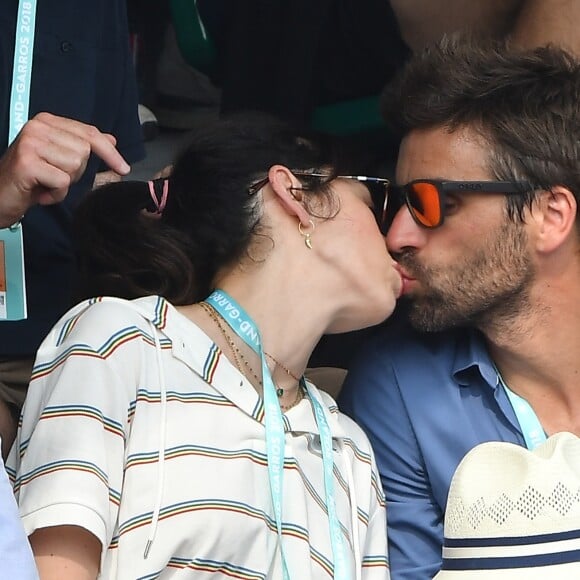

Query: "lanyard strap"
left=497, top=372, right=547, bottom=450
left=0, top=0, right=38, bottom=321
left=206, top=290, right=349, bottom=580
left=9, top=0, right=38, bottom=144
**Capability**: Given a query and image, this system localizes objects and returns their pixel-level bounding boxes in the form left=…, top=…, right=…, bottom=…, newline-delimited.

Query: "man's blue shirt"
left=338, top=324, right=526, bottom=580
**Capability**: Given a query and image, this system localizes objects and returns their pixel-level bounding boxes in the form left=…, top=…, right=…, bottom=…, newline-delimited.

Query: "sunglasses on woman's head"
left=386, top=179, right=533, bottom=229
left=248, top=171, right=391, bottom=234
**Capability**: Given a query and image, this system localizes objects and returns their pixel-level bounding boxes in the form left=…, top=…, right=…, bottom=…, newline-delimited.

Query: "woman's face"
left=315, top=177, right=402, bottom=333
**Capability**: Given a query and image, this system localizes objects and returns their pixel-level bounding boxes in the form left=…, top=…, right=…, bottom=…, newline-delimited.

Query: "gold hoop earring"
left=298, top=219, right=315, bottom=249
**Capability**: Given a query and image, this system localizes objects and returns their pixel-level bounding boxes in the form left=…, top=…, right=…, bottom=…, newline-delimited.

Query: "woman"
left=7, top=115, right=401, bottom=579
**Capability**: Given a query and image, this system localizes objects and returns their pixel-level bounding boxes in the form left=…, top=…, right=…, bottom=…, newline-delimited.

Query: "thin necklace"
left=199, top=302, right=303, bottom=410
left=264, top=352, right=301, bottom=383
left=280, top=385, right=305, bottom=412
left=199, top=301, right=262, bottom=386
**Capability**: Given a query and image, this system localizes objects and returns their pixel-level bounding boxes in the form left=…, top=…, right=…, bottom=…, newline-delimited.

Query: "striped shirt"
left=7, top=296, right=390, bottom=579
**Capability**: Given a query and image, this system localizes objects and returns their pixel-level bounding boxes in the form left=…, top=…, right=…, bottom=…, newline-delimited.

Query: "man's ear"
left=267, top=165, right=312, bottom=226
left=534, top=186, right=577, bottom=253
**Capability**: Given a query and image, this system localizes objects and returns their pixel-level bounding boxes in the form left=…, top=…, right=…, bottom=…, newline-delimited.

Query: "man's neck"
left=484, top=303, right=580, bottom=436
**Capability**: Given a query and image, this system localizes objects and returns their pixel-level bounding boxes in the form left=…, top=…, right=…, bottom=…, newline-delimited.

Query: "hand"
left=0, top=112, right=131, bottom=228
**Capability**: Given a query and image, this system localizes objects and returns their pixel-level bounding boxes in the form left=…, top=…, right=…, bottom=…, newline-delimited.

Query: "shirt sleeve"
left=9, top=301, right=145, bottom=552
left=339, top=338, right=443, bottom=580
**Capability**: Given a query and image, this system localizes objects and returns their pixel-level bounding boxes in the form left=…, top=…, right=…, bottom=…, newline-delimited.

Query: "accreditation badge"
left=0, top=223, right=27, bottom=320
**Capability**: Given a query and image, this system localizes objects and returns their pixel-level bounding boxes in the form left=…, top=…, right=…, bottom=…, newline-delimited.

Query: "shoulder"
left=41, top=295, right=168, bottom=349
left=361, top=322, right=470, bottom=364
left=338, top=323, right=488, bottom=448
left=344, top=322, right=483, bottom=396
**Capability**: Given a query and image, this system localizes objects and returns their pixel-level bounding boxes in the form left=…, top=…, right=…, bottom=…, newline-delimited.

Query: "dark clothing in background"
left=199, top=0, right=410, bottom=123
left=0, top=0, right=144, bottom=355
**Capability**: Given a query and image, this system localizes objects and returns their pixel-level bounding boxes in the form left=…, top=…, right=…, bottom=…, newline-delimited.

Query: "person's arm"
left=510, top=0, right=580, bottom=55
left=9, top=301, right=144, bottom=579
left=390, top=0, right=580, bottom=56
left=0, top=112, right=130, bottom=228
left=389, top=0, right=522, bottom=51
left=339, top=341, right=443, bottom=580
left=30, top=526, right=100, bottom=580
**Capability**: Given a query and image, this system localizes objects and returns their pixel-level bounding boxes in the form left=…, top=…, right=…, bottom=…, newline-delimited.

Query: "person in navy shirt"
left=339, top=38, right=580, bottom=579
left=0, top=0, right=144, bottom=457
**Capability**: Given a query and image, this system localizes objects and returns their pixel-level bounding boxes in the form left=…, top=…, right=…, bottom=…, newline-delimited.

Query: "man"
left=0, top=0, right=144, bottom=457
left=0, top=113, right=130, bottom=229
left=338, top=38, right=580, bottom=579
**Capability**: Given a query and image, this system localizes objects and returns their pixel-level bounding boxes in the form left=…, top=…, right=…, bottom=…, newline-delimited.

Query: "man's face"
left=386, top=125, right=534, bottom=332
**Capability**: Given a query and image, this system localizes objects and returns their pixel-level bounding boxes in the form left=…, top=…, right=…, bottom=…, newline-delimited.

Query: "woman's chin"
left=326, top=301, right=397, bottom=334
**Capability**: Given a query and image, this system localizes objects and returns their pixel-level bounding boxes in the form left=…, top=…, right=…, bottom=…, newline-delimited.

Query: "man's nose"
left=385, top=205, right=428, bottom=255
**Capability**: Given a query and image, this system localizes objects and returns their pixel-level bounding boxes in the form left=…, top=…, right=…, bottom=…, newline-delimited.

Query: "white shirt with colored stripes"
left=7, top=296, right=390, bottom=579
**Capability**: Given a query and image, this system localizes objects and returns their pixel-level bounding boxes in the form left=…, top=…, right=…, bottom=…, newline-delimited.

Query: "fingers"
left=34, top=112, right=131, bottom=176
left=0, top=113, right=132, bottom=225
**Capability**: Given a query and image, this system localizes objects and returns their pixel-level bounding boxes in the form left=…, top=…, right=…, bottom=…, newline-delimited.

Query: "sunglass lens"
left=407, top=182, right=441, bottom=228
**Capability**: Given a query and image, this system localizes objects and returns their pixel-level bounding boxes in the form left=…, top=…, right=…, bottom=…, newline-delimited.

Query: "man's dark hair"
left=382, top=36, right=580, bottom=221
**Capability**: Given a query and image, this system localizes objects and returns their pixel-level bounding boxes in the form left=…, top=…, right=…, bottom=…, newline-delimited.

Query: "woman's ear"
left=534, top=186, right=577, bottom=253
left=267, top=165, right=312, bottom=226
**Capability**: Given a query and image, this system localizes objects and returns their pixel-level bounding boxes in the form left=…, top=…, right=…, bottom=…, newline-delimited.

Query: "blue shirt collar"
left=451, top=328, right=499, bottom=390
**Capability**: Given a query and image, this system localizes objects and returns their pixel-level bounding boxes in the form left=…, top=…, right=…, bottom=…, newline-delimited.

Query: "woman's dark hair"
left=74, top=113, right=341, bottom=303
left=381, top=36, right=580, bottom=222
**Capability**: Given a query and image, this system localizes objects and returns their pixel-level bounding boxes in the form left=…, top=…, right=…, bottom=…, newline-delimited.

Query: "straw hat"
left=434, top=432, right=580, bottom=578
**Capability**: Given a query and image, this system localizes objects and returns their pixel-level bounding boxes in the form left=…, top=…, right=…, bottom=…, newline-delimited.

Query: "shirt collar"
left=135, top=296, right=346, bottom=438
left=451, top=328, right=499, bottom=390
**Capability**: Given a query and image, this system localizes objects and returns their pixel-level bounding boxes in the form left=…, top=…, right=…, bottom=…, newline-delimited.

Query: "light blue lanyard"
left=497, top=372, right=547, bottom=450
left=0, top=0, right=38, bottom=322
left=9, top=0, right=38, bottom=144
left=206, top=290, right=349, bottom=580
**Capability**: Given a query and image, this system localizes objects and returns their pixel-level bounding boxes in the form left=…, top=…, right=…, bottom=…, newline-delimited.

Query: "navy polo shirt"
left=0, top=0, right=144, bottom=355
left=339, top=325, right=526, bottom=580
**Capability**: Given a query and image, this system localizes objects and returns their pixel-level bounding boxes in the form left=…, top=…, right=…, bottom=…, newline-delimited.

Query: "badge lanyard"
left=206, top=290, right=349, bottom=580
left=9, top=0, right=38, bottom=144
left=0, top=0, right=38, bottom=320
left=497, top=371, right=547, bottom=450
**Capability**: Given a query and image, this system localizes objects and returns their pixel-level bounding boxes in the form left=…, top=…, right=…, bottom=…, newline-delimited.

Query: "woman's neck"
left=212, top=275, right=326, bottom=381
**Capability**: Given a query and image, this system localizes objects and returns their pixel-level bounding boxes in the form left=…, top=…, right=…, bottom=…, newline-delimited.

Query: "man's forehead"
left=395, top=125, right=491, bottom=183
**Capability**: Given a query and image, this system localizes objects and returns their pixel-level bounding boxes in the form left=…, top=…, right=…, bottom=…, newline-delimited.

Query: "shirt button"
left=60, top=41, right=73, bottom=53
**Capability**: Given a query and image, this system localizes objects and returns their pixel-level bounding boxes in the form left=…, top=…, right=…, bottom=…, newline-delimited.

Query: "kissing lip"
left=394, top=262, right=416, bottom=283
left=394, top=263, right=417, bottom=296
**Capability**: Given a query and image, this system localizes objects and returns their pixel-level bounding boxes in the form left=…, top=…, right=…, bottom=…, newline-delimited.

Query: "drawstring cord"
left=144, top=321, right=168, bottom=559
